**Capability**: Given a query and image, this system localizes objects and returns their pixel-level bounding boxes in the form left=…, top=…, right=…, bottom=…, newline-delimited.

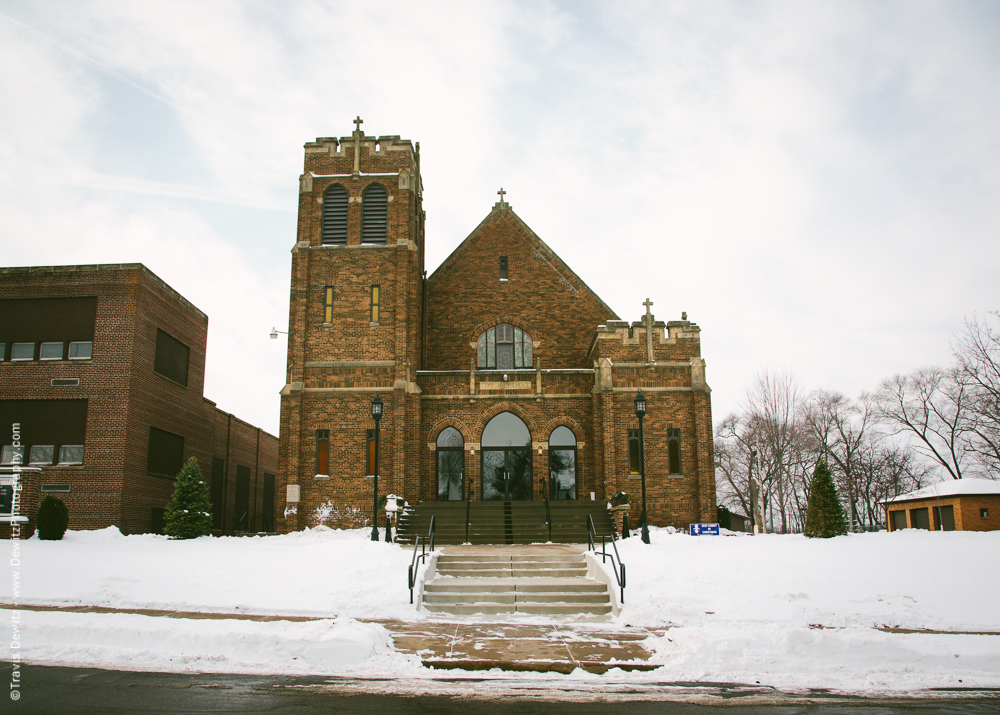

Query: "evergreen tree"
left=36, top=495, right=69, bottom=540
left=803, top=459, right=848, bottom=538
left=164, top=457, right=213, bottom=539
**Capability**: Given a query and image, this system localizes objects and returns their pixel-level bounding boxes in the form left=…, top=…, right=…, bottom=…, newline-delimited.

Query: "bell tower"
left=277, top=120, right=425, bottom=532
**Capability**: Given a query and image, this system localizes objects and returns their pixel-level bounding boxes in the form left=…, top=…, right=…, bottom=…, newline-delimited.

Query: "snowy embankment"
left=5, top=525, right=1000, bottom=691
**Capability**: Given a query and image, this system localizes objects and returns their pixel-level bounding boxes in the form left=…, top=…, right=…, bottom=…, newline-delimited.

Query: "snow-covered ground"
left=5, top=525, right=1000, bottom=694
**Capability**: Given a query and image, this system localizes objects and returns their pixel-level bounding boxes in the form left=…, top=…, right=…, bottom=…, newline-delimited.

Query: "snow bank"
left=17, top=526, right=418, bottom=619
left=15, top=609, right=413, bottom=675
left=612, top=528, right=1000, bottom=632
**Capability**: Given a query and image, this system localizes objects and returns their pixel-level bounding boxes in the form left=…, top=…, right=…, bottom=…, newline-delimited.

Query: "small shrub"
left=37, top=496, right=69, bottom=540
left=609, top=491, right=630, bottom=507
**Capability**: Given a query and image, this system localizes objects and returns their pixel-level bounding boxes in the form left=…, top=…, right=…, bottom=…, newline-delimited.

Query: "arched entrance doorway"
left=481, top=412, right=532, bottom=501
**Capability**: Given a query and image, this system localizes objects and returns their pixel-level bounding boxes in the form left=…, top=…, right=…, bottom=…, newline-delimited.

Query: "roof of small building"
left=886, top=478, right=1000, bottom=503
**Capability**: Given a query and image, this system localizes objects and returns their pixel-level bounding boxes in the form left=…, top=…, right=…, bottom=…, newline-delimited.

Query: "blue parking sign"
left=689, top=523, right=720, bottom=536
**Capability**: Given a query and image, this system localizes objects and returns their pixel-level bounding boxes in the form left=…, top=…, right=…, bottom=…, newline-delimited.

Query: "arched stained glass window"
left=321, top=185, right=348, bottom=245
left=477, top=324, right=532, bottom=369
left=361, top=183, right=388, bottom=244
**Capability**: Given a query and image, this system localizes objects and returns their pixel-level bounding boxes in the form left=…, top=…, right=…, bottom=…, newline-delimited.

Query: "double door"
left=482, top=449, right=532, bottom=501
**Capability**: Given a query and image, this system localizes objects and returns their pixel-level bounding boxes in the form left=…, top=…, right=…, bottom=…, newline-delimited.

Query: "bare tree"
left=874, top=367, right=976, bottom=479
left=954, top=311, right=1000, bottom=477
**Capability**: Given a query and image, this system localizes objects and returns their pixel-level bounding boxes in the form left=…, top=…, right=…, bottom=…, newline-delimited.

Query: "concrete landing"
left=387, top=620, right=663, bottom=674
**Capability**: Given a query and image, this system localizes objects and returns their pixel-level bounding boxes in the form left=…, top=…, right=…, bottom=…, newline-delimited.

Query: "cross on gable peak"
left=497, top=187, right=506, bottom=201
left=643, top=298, right=654, bottom=321
left=353, top=116, right=364, bottom=134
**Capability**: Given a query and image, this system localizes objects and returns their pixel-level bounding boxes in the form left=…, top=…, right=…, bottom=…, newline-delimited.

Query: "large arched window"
left=436, top=427, right=464, bottom=501
left=548, top=426, right=577, bottom=500
left=477, top=324, right=532, bottom=370
left=361, top=183, right=388, bottom=244
left=321, top=184, right=348, bottom=245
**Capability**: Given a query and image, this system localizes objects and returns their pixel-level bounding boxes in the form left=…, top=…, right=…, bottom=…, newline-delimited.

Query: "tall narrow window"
left=499, top=256, right=508, bottom=281
left=549, top=426, right=577, bottom=500
left=316, top=430, right=329, bottom=476
left=627, top=428, right=641, bottom=475
left=366, top=429, right=377, bottom=476
left=323, top=286, right=334, bottom=324
left=154, top=329, right=189, bottom=387
left=476, top=324, right=532, bottom=369
left=436, top=427, right=464, bottom=501
left=370, top=285, right=380, bottom=323
left=361, top=184, right=388, bottom=244
left=321, top=184, right=348, bottom=245
left=667, top=428, right=681, bottom=474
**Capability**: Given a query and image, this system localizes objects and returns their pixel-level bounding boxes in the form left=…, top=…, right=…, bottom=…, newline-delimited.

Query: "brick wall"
left=886, top=494, right=1000, bottom=532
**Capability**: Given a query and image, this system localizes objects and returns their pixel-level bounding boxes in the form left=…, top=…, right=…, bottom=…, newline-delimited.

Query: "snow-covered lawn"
left=5, top=525, right=1000, bottom=693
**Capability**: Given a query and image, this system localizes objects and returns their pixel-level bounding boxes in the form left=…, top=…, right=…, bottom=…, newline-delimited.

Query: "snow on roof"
left=886, top=478, right=1000, bottom=503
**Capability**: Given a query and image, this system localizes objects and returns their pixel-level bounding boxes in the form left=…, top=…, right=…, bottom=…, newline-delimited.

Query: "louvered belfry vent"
left=361, top=183, right=388, bottom=244
left=321, top=184, right=348, bottom=245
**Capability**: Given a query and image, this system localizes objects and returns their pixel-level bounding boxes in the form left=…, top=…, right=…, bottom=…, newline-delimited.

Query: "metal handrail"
left=587, top=513, right=626, bottom=604
left=465, top=476, right=473, bottom=544
left=539, top=477, right=552, bottom=542
left=407, top=515, right=436, bottom=604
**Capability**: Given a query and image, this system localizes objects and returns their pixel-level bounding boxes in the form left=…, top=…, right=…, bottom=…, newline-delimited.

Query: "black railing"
left=408, top=515, right=436, bottom=604
left=465, top=476, right=474, bottom=544
left=539, top=477, right=552, bottom=542
left=587, top=513, right=626, bottom=604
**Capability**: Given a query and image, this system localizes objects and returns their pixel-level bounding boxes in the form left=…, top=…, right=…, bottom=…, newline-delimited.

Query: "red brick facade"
left=0, top=264, right=277, bottom=536
left=277, top=126, right=717, bottom=535
left=885, top=494, right=1000, bottom=532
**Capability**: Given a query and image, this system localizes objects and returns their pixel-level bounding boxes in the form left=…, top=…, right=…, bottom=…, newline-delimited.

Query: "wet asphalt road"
left=4, top=665, right=1000, bottom=714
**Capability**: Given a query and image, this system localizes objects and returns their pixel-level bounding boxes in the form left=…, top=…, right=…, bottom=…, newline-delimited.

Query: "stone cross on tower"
left=643, top=298, right=655, bottom=363
left=497, top=187, right=507, bottom=207
left=352, top=116, right=364, bottom=177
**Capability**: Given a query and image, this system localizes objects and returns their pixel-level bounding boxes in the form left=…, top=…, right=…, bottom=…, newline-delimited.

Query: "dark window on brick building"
left=667, top=428, right=681, bottom=474
left=0, top=343, right=5, bottom=361
left=499, top=256, right=508, bottom=281
left=68, top=341, right=92, bottom=359
left=982, top=508, right=990, bottom=519
left=549, top=426, right=577, bottom=500
left=910, top=507, right=930, bottom=530
left=323, top=286, right=334, bottom=324
left=0, top=485, right=13, bottom=515
left=316, top=430, right=329, bottom=476
left=933, top=504, right=955, bottom=531
left=890, top=510, right=907, bottom=531
left=321, top=184, right=348, bottom=245
left=11, top=342, right=34, bottom=361
left=477, top=324, right=532, bottom=369
left=627, top=428, right=641, bottom=475
left=366, top=429, right=379, bottom=476
left=147, top=427, right=184, bottom=477
left=263, top=473, right=275, bottom=532
left=154, top=329, right=189, bottom=387
left=211, top=457, right=225, bottom=529
left=370, top=285, right=380, bottom=323
left=361, top=183, right=388, bottom=244
left=0, top=399, right=87, bottom=467
left=235, top=465, right=250, bottom=531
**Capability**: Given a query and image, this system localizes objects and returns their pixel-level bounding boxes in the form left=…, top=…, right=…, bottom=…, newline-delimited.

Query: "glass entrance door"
left=482, top=449, right=532, bottom=501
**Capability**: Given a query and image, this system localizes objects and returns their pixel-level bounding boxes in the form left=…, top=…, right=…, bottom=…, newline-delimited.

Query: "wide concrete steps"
left=422, top=549, right=612, bottom=616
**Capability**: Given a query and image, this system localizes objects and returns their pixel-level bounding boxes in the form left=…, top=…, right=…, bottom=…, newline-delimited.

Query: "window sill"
left=370, top=322, right=380, bottom=327
left=314, top=474, right=330, bottom=480
left=154, top=371, right=189, bottom=389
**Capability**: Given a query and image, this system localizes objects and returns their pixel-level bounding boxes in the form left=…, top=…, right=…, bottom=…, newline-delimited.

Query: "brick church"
left=276, top=120, right=716, bottom=536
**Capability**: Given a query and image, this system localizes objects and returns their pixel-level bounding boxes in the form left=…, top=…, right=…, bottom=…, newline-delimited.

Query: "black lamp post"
left=634, top=390, right=650, bottom=544
left=370, top=395, right=383, bottom=542
left=749, top=449, right=757, bottom=534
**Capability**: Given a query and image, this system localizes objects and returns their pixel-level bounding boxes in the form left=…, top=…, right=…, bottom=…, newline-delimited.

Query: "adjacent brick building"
left=885, top=478, right=1000, bottom=532
left=0, top=264, right=277, bottom=537
left=277, top=122, right=717, bottom=536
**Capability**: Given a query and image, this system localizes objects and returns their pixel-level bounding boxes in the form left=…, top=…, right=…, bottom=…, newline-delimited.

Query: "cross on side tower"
left=353, top=116, right=364, bottom=133
left=352, top=116, right=364, bottom=177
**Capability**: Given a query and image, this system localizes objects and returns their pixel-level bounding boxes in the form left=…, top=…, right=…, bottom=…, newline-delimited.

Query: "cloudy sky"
left=2, top=1, right=998, bottom=435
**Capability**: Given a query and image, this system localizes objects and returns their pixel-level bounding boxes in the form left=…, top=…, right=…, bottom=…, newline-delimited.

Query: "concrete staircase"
left=421, top=548, right=613, bottom=616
